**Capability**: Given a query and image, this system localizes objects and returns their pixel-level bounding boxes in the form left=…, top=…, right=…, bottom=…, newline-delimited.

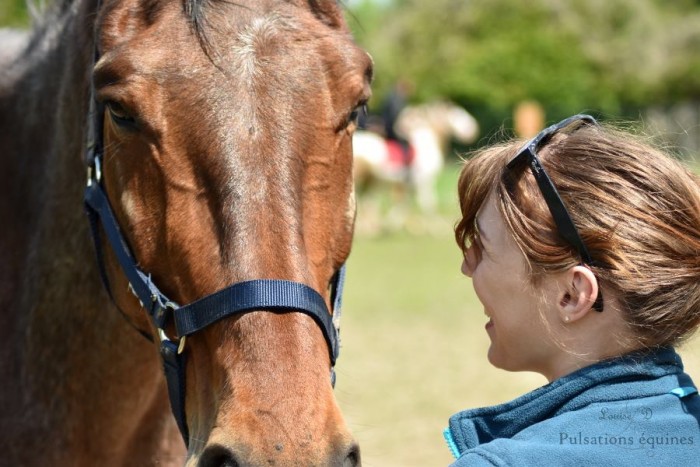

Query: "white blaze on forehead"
left=233, top=15, right=284, bottom=82
left=229, top=14, right=288, bottom=137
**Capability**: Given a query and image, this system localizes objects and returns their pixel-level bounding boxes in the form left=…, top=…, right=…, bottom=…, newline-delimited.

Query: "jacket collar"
left=447, top=347, right=689, bottom=454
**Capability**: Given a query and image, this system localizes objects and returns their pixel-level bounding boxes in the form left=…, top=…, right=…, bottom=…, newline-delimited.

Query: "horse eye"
left=347, top=102, right=367, bottom=128
left=105, top=101, right=136, bottom=127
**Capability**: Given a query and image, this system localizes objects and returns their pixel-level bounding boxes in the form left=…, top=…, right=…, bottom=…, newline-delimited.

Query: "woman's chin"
left=487, top=346, right=519, bottom=372
left=486, top=345, right=503, bottom=369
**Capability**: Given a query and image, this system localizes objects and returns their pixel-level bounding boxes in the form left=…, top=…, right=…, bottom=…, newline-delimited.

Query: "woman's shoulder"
left=451, top=391, right=700, bottom=466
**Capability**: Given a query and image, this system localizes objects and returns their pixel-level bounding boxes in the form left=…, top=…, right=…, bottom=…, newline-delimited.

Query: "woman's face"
left=461, top=192, right=561, bottom=375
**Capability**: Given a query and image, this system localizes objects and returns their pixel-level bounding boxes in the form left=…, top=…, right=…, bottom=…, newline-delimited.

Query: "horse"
left=352, top=101, right=478, bottom=232
left=0, top=0, right=372, bottom=465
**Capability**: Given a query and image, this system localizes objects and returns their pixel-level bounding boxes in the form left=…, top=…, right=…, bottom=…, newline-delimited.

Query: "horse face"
left=94, top=0, right=372, bottom=464
left=445, top=104, right=479, bottom=144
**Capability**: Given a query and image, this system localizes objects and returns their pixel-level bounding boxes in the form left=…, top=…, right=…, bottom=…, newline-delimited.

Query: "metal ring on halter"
left=158, top=328, right=187, bottom=355
left=86, top=157, right=102, bottom=186
left=153, top=299, right=186, bottom=354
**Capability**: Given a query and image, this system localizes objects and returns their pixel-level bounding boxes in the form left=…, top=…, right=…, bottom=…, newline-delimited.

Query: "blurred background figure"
left=353, top=100, right=478, bottom=234
left=382, top=79, right=414, bottom=173
left=513, top=100, right=545, bottom=138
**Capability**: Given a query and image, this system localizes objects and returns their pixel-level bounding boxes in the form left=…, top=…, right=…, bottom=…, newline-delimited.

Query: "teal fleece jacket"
left=444, top=347, right=699, bottom=466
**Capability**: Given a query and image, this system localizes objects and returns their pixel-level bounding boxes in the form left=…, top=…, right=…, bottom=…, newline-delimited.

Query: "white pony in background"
left=353, top=101, right=479, bottom=231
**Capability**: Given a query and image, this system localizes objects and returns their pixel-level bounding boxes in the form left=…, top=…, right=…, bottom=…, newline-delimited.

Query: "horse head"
left=93, top=0, right=372, bottom=463
left=442, top=102, right=479, bottom=144
left=396, top=100, right=479, bottom=149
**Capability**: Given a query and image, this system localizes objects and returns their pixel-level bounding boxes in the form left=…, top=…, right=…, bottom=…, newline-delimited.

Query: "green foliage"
left=349, top=0, right=700, bottom=123
left=0, top=0, right=30, bottom=28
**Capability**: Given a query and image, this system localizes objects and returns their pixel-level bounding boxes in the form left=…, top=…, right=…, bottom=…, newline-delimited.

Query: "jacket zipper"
left=443, top=427, right=461, bottom=460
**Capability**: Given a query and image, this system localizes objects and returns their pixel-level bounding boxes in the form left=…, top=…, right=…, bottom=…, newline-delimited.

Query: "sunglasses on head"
left=506, top=114, right=604, bottom=312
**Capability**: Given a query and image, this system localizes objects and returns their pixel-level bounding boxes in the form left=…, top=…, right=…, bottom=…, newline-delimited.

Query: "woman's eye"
left=105, top=101, right=136, bottom=127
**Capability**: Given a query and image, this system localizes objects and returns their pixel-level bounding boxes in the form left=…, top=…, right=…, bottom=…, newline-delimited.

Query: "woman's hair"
left=455, top=122, right=700, bottom=348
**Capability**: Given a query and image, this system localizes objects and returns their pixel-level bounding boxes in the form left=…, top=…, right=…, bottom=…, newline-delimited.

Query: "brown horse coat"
left=0, top=0, right=372, bottom=465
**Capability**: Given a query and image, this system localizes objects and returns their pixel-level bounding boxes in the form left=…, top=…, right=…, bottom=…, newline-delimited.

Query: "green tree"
left=349, top=0, right=700, bottom=127
left=0, top=0, right=30, bottom=27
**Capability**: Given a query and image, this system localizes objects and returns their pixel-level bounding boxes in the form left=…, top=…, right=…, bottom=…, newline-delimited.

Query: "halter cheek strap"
left=84, top=177, right=346, bottom=444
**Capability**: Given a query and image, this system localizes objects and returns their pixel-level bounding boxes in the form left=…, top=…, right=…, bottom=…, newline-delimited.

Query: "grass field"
left=335, top=164, right=700, bottom=466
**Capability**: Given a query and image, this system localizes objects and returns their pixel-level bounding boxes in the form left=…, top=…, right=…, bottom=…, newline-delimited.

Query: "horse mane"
left=23, top=0, right=219, bottom=41
left=11, top=0, right=221, bottom=71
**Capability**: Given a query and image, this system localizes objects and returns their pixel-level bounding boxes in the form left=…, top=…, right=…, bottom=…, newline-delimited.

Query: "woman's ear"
left=558, top=266, right=600, bottom=323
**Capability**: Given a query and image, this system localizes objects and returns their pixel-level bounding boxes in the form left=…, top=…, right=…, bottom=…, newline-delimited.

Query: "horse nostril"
left=198, top=445, right=240, bottom=467
left=342, top=442, right=361, bottom=467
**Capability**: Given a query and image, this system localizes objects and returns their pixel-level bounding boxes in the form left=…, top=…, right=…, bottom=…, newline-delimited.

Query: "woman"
left=444, top=115, right=700, bottom=466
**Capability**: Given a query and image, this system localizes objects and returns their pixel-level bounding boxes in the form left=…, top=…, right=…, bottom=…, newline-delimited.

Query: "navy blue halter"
left=83, top=59, right=345, bottom=446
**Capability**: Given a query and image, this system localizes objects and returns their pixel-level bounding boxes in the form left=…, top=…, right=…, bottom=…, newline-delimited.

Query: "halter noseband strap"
left=83, top=75, right=345, bottom=447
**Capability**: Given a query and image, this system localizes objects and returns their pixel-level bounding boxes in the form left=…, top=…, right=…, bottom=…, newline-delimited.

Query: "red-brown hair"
left=455, top=123, right=700, bottom=348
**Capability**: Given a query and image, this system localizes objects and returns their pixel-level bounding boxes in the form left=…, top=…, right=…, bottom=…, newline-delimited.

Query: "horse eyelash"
left=345, top=101, right=368, bottom=128
left=105, top=102, right=140, bottom=131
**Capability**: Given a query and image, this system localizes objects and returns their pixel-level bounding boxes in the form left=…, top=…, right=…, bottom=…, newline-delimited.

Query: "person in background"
left=381, top=79, right=413, bottom=173
left=513, top=100, right=545, bottom=138
left=444, top=114, right=700, bottom=466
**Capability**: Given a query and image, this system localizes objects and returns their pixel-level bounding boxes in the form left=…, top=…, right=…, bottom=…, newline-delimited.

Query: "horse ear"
left=305, top=0, right=347, bottom=30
